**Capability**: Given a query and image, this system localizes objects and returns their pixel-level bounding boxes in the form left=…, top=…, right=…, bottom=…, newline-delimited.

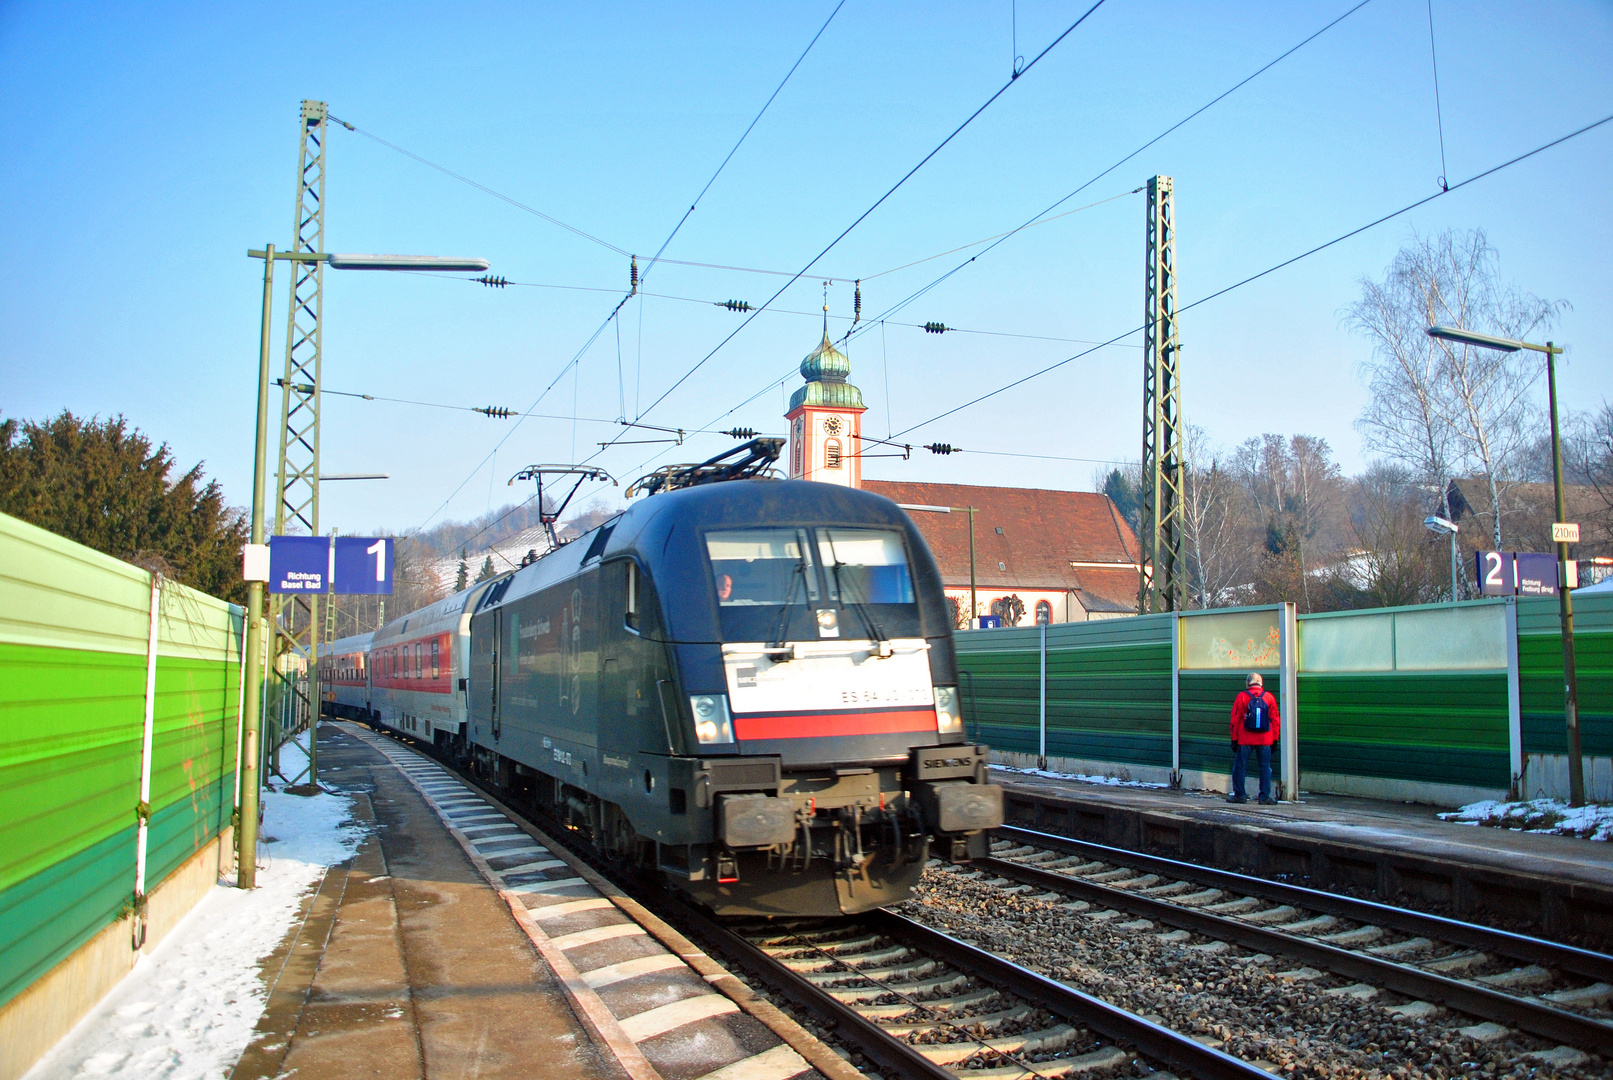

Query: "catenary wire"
left=626, top=0, right=1109, bottom=427
left=1427, top=0, right=1451, bottom=190
left=841, top=0, right=1377, bottom=345
left=637, top=0, right=845, bottom=286
left=414, top=269, right=1143, bottom=347
left=328, top=115, right=630, bottom=256
left=412, top=8, right=844, bottom=529
left=889, top=110, right=1613, bottom=440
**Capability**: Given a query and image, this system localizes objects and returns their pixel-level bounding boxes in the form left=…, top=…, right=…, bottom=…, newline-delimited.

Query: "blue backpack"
left=1244, top=691, right=1272, bottom=734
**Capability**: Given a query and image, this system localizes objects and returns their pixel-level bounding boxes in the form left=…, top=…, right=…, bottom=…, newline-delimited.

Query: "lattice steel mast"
left=1139, top=175, right=1184, bottom=613
left=272, top=100, right=328, bottom=746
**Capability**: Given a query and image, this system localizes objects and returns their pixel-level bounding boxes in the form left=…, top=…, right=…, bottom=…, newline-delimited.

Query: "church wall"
left=942, top=587, right=1093, bottom=628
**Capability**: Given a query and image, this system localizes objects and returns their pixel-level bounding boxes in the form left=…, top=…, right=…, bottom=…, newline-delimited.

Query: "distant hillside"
left=408, top=496, right=624, bottom=586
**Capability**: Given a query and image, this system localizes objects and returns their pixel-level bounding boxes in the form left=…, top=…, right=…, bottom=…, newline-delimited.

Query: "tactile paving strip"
left=343, top=725, right=834, bottom=1080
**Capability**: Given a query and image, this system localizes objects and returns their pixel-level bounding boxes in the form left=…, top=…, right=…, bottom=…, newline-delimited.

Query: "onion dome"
left=790, top=327, right=865, bottom=411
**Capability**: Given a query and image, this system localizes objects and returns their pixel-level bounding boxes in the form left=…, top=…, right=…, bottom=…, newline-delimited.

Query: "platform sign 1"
left=332, top=536, right=393, bottom=595
left=268, top=536, right=329, bottom=594
left=267, top=536, right=394, bottom=594
left=1476, top=551, right=1514, bottom=596
left=1514, top=552, right=1559, bottom=597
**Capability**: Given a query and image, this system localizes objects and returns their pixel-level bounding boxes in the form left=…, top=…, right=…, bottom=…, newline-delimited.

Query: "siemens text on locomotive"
left=321, top=464, right=1002, bottom=916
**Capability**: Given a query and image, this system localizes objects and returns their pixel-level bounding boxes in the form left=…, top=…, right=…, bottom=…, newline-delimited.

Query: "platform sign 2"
left=1514, top=552, right=1559, bottom=597
left=1476, top=550, right=1558, bottom=597
left=268, top=536, right=393, bottom=594
left=1476, top=551, right=1515, bottom=597
left=332, top=536, right=393, bottom=594
left=269, top=536, right=329, bottom=594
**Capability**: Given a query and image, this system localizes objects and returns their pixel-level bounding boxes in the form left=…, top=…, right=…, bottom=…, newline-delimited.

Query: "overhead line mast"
left=1139, top=175, right=1184, bottom=613
left=272, top=99, right=329, bottom=758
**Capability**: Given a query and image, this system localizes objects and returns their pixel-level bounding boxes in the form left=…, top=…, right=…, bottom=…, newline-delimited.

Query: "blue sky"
left=3, top=1, right=1609, bottom=537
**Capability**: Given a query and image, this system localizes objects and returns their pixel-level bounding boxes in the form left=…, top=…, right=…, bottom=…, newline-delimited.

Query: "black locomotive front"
left=466, top=478, right=1001, bottom=916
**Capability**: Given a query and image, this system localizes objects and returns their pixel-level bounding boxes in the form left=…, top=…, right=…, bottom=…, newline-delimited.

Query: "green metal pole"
left=238, top=244, right=275, bottom=889
left=1545, top=342, right=1584, bottom=807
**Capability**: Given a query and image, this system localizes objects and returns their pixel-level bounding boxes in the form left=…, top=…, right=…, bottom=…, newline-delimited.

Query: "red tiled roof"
left=863, top=480, right=1140, bottom=610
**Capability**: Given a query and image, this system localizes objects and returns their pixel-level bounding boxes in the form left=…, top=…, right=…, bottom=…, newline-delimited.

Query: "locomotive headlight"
left=934, top=685, right=963, bottom=735
left=690, top=694, right=735, bottom=745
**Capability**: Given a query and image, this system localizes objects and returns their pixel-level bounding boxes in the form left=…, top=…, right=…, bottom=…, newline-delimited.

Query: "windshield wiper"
left=766, top=561, right=806, bottom=656
left=830, top=559, right=889, bottom=653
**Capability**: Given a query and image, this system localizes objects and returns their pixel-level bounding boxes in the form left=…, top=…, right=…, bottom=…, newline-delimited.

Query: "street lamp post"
left=1428, top=325, right=1582, bottom=806
left=1423, top=514, right=1460, bottom=602
left=238, top=248, right=489, bottom=888
left=898, top=504, right=978, bottom=627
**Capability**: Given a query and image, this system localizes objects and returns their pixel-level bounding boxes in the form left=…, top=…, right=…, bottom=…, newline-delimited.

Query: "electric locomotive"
left=462, top=459, right=1002, bottom=916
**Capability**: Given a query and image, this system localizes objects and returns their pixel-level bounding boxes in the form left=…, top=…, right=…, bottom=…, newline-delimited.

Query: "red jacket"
left=1230, top=689, right=1280, bottom=746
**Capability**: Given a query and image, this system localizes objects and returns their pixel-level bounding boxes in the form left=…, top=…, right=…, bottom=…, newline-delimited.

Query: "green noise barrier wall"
left=955, top=592, right=1613, bottom=805
left=957, top=615, right=1174, bottom=774
left=0, top=511, right=243, bottom=1012
left=1518, top=595, right=1613, bottom=759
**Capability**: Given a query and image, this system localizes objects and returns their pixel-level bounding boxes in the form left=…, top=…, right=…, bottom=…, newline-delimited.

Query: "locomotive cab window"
left=817, top=529, right=914, bottom=604
left=706, top=526, right=921, bottom=641
left=705, top=529, right=820, bottom=607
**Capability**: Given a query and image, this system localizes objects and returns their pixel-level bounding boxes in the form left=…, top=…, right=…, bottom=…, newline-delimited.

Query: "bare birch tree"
left=1180, top=425, right=1248, bottom=608
left=1348, top=229, right=1565, bottom=551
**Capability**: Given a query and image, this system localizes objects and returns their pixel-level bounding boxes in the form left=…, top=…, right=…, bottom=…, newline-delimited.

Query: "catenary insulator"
left=630, top=257, right=639, bottom=293
left=925, top=443, right=955, bottom=454
left=718, top=299, right=753, bottom=312
left=722, top=427, right=757, bottom=440
left=476, top=275, right=508, bottom=288
left=923, top=322, right=948, bottom=334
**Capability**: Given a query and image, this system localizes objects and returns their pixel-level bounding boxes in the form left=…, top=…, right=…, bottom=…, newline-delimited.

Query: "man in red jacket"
left=1229, top=672, right=1280, bottom=805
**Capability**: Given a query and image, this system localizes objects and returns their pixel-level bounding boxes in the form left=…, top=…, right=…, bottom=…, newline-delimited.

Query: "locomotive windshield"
left=706, top=528, right=820, bottom=607
left=705, top=526, right=919, bottom=641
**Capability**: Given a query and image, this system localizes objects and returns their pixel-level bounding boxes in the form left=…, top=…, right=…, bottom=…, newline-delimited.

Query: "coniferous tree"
left=474, top=555, right=497, bottom=583
left=0, top=411, right=248, bottom=603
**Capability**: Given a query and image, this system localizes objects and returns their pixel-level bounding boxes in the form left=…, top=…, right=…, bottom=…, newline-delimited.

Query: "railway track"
left=667, top=900, right=1280, bottom=1080
left=972, top=826, right=1613, bottom=1059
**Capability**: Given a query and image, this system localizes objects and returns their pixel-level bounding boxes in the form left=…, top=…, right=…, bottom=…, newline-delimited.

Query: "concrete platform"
left=231, top=724, right=858, bottom=1080
left=992, top=768, right=1613, bottom=947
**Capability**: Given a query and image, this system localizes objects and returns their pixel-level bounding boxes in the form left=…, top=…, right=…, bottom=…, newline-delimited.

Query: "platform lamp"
left=238, top=247, right=488, bottom=889
left=1427, top=324, right=1583, bottom=806
left=1422, top=514, right=1460, bottom=603
left=898, top=504, right=978, bottom=627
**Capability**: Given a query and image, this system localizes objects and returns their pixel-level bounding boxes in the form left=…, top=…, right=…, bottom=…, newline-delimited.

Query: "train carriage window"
left=414, top=643, right=422, bottom=679
left=817, top=529, right=915, bottom=604
left=705, top=529, right=820, bottom=607
left=431, top=639, right=440, bottom=679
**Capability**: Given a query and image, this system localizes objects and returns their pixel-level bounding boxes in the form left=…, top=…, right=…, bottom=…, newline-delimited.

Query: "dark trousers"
left=1232, top=743, right=1273, bottom=801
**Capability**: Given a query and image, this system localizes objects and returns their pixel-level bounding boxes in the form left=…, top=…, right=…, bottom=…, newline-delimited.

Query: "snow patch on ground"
left=23, top=733, right=363, bottom=1080
left=989, top=763, right=1170, bottom=789
left=1438, top=798, right=1613, bottom=842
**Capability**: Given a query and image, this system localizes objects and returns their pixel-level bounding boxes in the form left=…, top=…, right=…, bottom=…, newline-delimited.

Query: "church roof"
left=789, top=329, right=865, bottom=411
left=863, top=479, right=1141, bottom=612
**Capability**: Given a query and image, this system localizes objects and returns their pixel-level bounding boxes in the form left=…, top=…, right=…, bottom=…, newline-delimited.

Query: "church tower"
left=786, top=320, right=866, bottom=488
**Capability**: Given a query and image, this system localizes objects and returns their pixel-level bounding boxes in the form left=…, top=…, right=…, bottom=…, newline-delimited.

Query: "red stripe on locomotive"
left=734, top=708, right=937, bottom=741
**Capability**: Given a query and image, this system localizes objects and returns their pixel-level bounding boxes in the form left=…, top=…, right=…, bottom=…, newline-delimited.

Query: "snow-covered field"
left=1439, top=798, right=1613, bottom=842
left=23, top=737, right=364, bottom=1080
